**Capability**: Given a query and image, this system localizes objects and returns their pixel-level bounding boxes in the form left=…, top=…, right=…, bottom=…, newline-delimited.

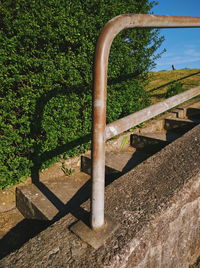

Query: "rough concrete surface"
left=0, top=124, right=200, bottom=268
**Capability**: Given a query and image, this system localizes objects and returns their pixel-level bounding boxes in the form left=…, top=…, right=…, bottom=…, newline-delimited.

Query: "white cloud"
left=157, top=56, right=200, bottom=67
left=155, top=44, right=200, bottom=69
left=184, top=49, right=200, bottom=57
left=184, top=42, right=200, bottom=49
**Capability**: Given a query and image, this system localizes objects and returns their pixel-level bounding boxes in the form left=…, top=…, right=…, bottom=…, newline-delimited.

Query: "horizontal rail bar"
left=91, top=14, right=200, bottom=230
left=105, top=86, right=200, bottom=140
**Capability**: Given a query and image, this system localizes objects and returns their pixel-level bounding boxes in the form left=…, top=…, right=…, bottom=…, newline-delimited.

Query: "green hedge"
left=0, top=0, right=163, bottom=188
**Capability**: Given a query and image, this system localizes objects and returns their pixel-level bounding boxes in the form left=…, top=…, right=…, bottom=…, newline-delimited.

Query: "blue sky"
left=152, top=0, right=200, bottom=71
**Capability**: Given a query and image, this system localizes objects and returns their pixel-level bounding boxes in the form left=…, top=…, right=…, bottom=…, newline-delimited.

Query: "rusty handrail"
left=91, top=14, right=200, bottom=230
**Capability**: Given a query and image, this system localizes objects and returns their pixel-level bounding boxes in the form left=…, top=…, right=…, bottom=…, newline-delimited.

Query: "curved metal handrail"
left=91, top=14, right=200, bottom=229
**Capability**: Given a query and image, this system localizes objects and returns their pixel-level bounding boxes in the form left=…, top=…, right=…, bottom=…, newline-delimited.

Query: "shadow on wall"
left=29, top=70, right=142, bottom=183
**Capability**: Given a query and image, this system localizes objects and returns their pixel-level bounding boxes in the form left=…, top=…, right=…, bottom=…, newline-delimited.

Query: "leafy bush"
left=0, top=0, right=163, bottom=188
left=165, top=82, right=184, bottom=98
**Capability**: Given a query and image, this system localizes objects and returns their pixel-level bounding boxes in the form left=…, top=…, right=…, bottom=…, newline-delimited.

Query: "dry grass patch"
left=146, top=69, right=200, bottom=104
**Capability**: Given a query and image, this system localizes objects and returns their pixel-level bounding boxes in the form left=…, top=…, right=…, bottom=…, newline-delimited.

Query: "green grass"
left=146, top=69, right=200, bottom=104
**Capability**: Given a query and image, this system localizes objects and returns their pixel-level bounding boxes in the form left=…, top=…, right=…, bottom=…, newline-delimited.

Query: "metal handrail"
left=105, top=86, right=200, bottom=140
left=91, top=14, right=200, bottom=229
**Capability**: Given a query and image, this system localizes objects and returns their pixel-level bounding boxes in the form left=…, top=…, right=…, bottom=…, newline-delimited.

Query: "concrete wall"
left=125, top=173, right=200, bottom=268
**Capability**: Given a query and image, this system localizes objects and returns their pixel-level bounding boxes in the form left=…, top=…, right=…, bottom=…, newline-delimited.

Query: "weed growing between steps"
left=61, top=163, right=75, bottom=177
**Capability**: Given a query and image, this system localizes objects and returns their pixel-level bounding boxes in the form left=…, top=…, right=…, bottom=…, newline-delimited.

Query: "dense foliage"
left=0, top=0, right=164, bottom=188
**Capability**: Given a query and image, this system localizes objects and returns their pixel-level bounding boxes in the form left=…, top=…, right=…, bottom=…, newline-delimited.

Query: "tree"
left=0, top=0, right=164, bottom=188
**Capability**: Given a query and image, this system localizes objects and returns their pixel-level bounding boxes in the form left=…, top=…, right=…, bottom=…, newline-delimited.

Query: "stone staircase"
left=16, top=101, right=200, bottom=222
left=81, top=104, right=200, bottom=177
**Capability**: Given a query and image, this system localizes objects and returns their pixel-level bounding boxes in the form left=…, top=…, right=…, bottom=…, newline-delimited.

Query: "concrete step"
left=170, top=107, right=187, bottom=118
left=82, top=128, right=185, bottom=177
left=16, top=148, right=154, bottom=221
left=165, top=106, right=200, bottom=120
left=130, top=132, right=180, bottom=150
left=164, top=118, right=198, bottom=133
left=81, top=118, right=197, bottom=176
left=130, top=116, right=200, bottom=150
left=16, top=173, right=90, bottom=221
left=186, top=107, right=200, bottom=119
left=81, top=149, right=151, bottom=176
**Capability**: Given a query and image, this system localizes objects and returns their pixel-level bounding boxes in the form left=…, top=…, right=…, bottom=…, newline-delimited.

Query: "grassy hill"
left=146, top=69, right=200, bottom=104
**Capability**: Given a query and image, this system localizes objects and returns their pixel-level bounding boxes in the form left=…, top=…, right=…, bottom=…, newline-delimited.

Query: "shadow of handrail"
left=0, top=170, right=120, bottom=259
left=29, top=70, right=143, bottom=183
left=31, top=133, right=91, bottom=183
